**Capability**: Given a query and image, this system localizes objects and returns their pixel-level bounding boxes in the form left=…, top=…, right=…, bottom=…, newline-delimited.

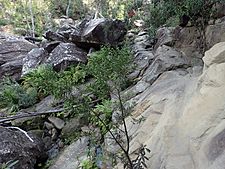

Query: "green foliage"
left=90, top=100, right=112, bottom=135
left=22, top=65, right=58, bottom=98
left=22, top=64, right=86, bottom=99
left=0, top=160, right=19, bottom=169
left=146, top=0, right=224, bottom=36
left=80, top=159, right=98, bottom=169
left=0, top=78, right=37, bottom=113
left=86, top=46, right=131, bottom=99
left=49, top=0, right=88, bottom=19
left=0, top=0, right=50, bottom=36
left=53, top=65, right=86, bottom=98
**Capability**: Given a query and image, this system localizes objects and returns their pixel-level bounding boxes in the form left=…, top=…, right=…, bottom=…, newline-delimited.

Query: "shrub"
left=146, top=0, right=224, bottom=37
left=0, top=78, right=37, bottom=113
left=22, top=64, right=86, bottom=99
left=22, top=65, right=58, bottom=98
left=86, top=46, right=131, bottom=99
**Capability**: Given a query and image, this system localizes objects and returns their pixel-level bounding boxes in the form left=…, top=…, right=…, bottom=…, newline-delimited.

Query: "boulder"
left=142, top=45, right=190, bottom=84
left=22, top=48, right=49, bottom=76
left=61, top=117, right=88, bottom=138
left=41, top=41, right=60, bottom=53
left=44, top=30, right=68, bottom=42
left=203, top=42, right=225, bottom=67
left=48, top=117, right=65, bottom=130
left=45, top=43, right=87, bottom=71
left=212, top=2, right=225, bottom=19
left=0, top=55, right=24, bottom=80
left=0, top=34, right=37, bottom=80
left=154, top=27, right=176, bottom=50
left=44, top=18, right=127, bottom=48
left=49, top=137, right=90, bottom=169
left=0, top=127, right=46, bottom=169
left=206, top=20, right=225, bottom=49
left=174, top=26, right=203, bottom=59
left=70, top=18, right=127, bottom=47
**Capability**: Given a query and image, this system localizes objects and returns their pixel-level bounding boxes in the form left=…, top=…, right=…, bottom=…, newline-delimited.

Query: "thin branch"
left=0, top=99, right=101, bottom=124
left=117, top=88, right=133, bottom=168
left=6, top=126, right=34, bottom=142
left=0, top=108, right=64, bottom=124
left=90, top=109, right=128, bottom=156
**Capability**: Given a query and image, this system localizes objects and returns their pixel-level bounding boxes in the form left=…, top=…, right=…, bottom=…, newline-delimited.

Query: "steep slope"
left=115, top=42, right=225, bottom=169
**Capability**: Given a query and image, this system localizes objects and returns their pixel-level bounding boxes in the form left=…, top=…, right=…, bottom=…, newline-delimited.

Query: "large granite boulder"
left=22, top=48, right=49, bottom=76
left=0, top=127, right=46, bottom=169
left=44, top=18, right=127, bottom=48
left=70, top=18, right=127, bottom=47
left=46, top=43, right=87, bottom=71
left=0, top=32, right=37, bottom=80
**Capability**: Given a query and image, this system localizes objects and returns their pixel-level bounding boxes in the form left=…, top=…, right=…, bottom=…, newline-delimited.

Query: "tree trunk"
left=28, top=0, right=35, bottom=37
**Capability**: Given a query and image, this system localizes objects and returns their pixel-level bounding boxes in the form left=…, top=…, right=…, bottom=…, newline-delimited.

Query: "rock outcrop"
left=112, top=42, right=225, bottom=169
left=0, top=18, right=127, bottom=80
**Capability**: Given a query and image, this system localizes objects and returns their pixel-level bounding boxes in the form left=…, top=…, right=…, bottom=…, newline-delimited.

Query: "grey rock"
left=22, top=48, right=48, bottom=76
left=61, top=117, right=88, bottom=138
left=0, top=34, right=37, bottom=80
left=142, top=45, right=190, bottom=84
left=70, top=18, right=127, bottom=47
left=44, top=30, right=68, bottom=42
left=154, top=27, right=175, bottom=50
left=0, top=127, right=46, bottom=169
left=48, top=117, right=65, bottom=130
left=206, top=20, right=225, bottom=50
left=174, top=26, right=203, bottom=59
left=45, top=43, right=87, bottom=71
left=44, top=121, right=54, bottom=130
left=49, top=137, right=90, bottom=169
left=41, top=41, right=60, bottom=53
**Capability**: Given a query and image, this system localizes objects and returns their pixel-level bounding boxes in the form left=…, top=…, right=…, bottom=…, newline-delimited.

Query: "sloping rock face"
left=113, top=42, right=225, bottom=169
left=49, top=137, right=90, bottom=169
left=0, top=127, right=46, bottom=169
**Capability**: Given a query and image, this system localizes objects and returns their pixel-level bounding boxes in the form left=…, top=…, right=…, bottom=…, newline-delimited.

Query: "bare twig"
left=0, top=99, right=101, bottom=124
left=6, top=126, right=34, bottom=142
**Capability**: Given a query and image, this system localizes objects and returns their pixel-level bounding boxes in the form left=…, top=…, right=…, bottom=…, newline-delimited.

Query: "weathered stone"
left=41, top=41, right=60, bottom=53
left=45, top=43, right=87, bottom=71
left=22, top=48, right=49, bottom=76
left=154, top=27, right=176, bottom=50
left=0, top=127, right=46, bottom=169
left=203, top=42, right=225, bottom=67
left=70, top=18, right=127, bottom=47
left=0, top=34, right=37, bottom=80
left=206, top=20, right=225, bottom=49
left=61, top=117, right=88, bottom=138
left=174, top=26, right=203, bottom=58
left=212, top=2, right=225, bottom=19
left=48, top=117, right=65, bottom=130
left=49, top=137, right=90, bottom=169
left=142, top=45, right=190, bottom=84
left=44, top=30, right=68, bottom=42
left=0, top=55, right=24, bottom=80
left=111, top=43, right=225, bottom=169
left=44, top=122, right=54, bottom=130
